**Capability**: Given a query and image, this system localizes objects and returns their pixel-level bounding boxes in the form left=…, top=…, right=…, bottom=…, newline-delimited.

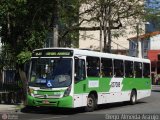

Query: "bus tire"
left=85, top=94, right=97, bottom=112
left=130, top=90, right=137, bottom=105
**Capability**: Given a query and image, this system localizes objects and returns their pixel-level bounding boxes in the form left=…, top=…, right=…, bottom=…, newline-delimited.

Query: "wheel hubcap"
left=132, top=94, right=135, bottom=102
left=87, top=98, right=93, bottom=107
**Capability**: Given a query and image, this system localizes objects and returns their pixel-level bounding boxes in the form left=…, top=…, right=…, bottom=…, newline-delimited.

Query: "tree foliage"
left=144, top=0, right=160, bottom=32
left=0, top=0, right=79, bottom=67
left=0, top=0, right=50, bottom=66
left=77, top=0, right=145, bottom=52
left=0, top=0, right=80, bottom=101
left=0, top=0, right=149, bottom=65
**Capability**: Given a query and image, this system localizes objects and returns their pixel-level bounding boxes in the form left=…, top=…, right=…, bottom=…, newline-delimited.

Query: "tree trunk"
left=106, top=1, right=112, bottom=53
left=51, top=0, right=59, bottom=47
left=100, top=21, right=103, bottom=52
left=107, top=20, right=112, bottom=53
left=103, top=4, right=108, bottom=53
left=19, top=68, right=28, bottom=104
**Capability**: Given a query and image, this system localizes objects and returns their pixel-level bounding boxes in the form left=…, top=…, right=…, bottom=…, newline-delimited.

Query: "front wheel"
left=84, top=94, right=97, bottom=112
left=130, top=90, right=137, bottom=105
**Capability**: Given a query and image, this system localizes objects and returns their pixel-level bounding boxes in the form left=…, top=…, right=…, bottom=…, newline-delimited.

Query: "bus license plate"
left=43, top=100, right=49, bottom=104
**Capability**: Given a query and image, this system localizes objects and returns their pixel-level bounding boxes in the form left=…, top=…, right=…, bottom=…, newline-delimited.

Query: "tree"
left=58, top=0, right=79, bottom=47
left=75, top=0, right=144, bottom=52
left=144, top=0, right=160, bottom=32
left=0, top=0, right=81, bottom=101
left=0, top=0, right=52, bottom=101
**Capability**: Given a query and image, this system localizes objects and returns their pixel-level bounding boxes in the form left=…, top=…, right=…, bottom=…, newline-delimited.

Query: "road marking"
left=29, top=116, right=68, bottom=120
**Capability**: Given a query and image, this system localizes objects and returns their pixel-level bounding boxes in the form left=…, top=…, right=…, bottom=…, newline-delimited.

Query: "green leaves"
left=25, top=30, right=46, bottom=51
left=144, top=0, right=160, bottom=31
left=0, top=0, right=80, bottom=68
left=17, top=50, right=31, bottom=64
left=16, top=0, right=27, bottom=3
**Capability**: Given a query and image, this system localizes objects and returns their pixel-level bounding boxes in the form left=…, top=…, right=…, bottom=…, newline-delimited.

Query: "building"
left=78, top=2, right=146, bottom=55
left=145, top=0, right=160, bottom=33
left=128, top=31, right=160, bottom=84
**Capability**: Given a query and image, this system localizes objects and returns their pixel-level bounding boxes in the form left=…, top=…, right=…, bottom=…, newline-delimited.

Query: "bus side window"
left=74, top=58, right=86, bottom=81
left=101, top=58, right=113, bottom=77
left=125, top=61, right=134, bottom=78
left=87, top=57, right=100, bottom=77
left=143, top=63, right=150, bottom=78
left=134, top=62, right=142, bottom=78
left=114, top=59, right=124, bottom=77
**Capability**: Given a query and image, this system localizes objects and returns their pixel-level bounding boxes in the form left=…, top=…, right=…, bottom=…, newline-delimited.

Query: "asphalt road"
left=2, top=86, right=160, bottom=120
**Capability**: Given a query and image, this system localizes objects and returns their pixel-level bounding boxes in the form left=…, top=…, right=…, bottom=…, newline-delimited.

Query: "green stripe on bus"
left=74, top=77, right=151, bottom=94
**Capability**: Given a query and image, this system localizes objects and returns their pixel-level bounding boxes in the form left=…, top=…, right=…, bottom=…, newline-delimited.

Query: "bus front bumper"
left=26, top=95, right=73, bottom=108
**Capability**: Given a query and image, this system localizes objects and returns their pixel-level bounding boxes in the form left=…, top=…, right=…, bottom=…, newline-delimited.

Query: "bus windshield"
left=29, top=58, right=72, bottom=88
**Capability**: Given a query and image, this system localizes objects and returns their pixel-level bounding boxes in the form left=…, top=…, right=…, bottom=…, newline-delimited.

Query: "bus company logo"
left=47, top=80, right=52, bottom=87
left=109, top=78, right=123, bottom=92
left=1, top=113, right=8, bottom=120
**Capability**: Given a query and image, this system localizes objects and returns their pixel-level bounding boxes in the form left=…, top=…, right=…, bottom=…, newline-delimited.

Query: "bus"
left=26, top=48, right=151, bottom=112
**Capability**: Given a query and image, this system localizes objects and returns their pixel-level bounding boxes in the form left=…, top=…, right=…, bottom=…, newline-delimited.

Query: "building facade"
left=128, top=31, right=160, bottom=84
left=78, top=2, right=146, bottom=55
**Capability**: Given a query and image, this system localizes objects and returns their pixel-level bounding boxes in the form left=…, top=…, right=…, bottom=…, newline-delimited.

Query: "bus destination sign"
left=32, top=49, right=73, bottom=57
left=45, top=51, right=70, bottom=56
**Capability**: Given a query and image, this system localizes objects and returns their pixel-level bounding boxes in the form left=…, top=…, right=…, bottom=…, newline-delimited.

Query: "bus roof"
left=33, top=47, right=150, bottom=63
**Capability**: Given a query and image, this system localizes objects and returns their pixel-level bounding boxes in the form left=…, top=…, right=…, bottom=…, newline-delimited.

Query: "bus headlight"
left=28, top=88, right=34, bottom=95
left=63, top=86, right=71, bottom=97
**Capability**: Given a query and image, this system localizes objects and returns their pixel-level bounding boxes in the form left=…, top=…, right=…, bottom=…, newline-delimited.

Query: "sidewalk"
left=152, top=85, right=160, bottom=91
left=0, top=104, right=24, bottom=113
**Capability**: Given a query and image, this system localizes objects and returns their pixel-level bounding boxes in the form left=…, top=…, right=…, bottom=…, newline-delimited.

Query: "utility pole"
left=136, top=23, right=142, bottom=58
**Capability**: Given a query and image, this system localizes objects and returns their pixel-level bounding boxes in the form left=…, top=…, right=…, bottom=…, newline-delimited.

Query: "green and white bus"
left=27, top=48, right=151, bottom=112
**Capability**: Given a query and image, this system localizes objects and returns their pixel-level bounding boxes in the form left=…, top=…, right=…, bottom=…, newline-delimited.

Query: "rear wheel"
left=130, top=90, right=137, bottom=105
left=85, top=94, right=97, bottom=112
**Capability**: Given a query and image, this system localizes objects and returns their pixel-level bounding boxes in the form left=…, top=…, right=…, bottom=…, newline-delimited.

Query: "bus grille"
left=34, top=94, right=61, bottom=99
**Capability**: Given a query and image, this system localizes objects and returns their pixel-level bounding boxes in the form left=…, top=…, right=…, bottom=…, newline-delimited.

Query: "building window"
left=158, top=54, right=160, bottom=60
left=130, top=41, right=137, bottom=50
left=144, top=40, right=149, bottom=50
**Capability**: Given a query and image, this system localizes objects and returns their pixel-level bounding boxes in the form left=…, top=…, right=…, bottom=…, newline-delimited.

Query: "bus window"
left=125, top=61, right=134, bottom=78
left=143, top=63, right=150, bottom=78
left=114, top=59, right=124, bottom=77
left=87, top=57, right=100, bottom=77
left=101, top=58, right=113, bottom=77
left=134, top=62, right=142, bottom=78
left=74, top=58, right=86, bottom=81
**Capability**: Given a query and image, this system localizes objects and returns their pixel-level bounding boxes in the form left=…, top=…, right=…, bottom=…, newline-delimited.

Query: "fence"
left=0, top=69, right=23, bottom=104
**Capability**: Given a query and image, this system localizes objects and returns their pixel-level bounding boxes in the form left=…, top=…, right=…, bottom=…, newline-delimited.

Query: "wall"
left=150, top=35, right=160, bottom=50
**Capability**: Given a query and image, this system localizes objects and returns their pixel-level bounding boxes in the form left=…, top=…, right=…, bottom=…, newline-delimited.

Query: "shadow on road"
left=21, top=106, right=85, bottom=115
left=152, top=90, right=160, bottom=92
left=21, top=101, right=147, bottom=115
left=97, top=101, right=146, bottom=111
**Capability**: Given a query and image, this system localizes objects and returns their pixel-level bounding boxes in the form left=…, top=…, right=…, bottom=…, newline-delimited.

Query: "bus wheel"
left=130, top=90, right=137, bottom=105
left=85, top=94, right=97, bottom=112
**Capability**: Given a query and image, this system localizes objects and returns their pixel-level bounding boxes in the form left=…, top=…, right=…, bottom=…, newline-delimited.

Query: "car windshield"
left=29, top=58, right=72, bottom=88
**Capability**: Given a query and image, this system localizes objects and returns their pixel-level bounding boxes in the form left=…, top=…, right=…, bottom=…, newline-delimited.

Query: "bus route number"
left=111, top=82, right=120, bottom=87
